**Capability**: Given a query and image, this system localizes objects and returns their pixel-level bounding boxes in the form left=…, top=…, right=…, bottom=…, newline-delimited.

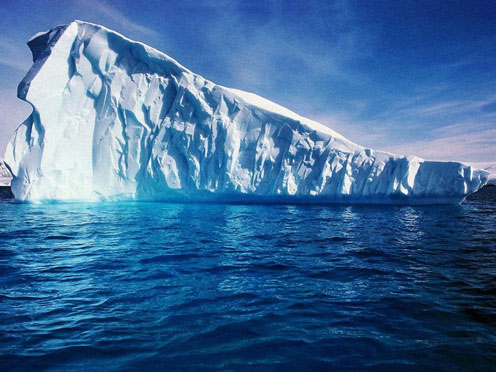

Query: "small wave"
left=45, top=235, right=74, bottom=240
left=0, top=187, right=494, bottom=370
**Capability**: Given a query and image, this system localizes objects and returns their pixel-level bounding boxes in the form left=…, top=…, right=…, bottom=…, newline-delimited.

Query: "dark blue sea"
left=0, top=186, right=495, bottom=371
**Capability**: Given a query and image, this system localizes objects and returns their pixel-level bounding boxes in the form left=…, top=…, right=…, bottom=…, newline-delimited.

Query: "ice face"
left=4, top=21, right=488, bottom=203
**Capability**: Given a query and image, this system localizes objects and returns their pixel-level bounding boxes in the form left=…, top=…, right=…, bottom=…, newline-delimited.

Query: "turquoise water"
left=0, top=187, right=495, bottom=371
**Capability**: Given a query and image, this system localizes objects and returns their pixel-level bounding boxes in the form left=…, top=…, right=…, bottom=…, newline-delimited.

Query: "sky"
left=0, top=0, right=495, bottom=167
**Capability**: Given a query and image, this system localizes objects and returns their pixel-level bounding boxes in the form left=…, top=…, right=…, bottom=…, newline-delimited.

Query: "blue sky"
left=0, top=0, right=495, bottom=165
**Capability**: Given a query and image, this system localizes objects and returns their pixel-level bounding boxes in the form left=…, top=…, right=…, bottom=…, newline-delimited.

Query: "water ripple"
left=0, top=187, right=495, bottom=370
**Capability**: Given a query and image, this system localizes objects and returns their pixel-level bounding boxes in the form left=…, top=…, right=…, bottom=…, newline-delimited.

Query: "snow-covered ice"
left=4, top=21, right=488, bottom=203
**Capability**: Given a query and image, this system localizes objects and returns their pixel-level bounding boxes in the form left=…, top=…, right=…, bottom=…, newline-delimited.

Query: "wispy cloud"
left=75, top=0, right=158, bottom=37
left=0, top=36, right=30, bottom=71
left=0, top=56, right=28, bottom=72
left=380, top=126, right=496, bottom=163
left=190, top=0, right=372, bottom=98
left=306, top=93, right=496, bottom=164
left=381, top=94, right=496, bottom=120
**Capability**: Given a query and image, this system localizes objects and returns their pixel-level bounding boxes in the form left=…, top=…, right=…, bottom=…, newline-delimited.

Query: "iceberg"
left=0, top=159, right=12, bottom=186
left=484, top=164, right=496, bottom=185
left=4, top=21, right=488, bottom=203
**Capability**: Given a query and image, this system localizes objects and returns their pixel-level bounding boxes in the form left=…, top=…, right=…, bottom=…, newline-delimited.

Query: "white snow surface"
left=4, top=21, right=488, bottom=203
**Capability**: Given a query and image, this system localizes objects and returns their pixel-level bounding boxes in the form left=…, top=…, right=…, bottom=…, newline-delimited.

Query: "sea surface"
left=0, top=186, right=495, bottom=371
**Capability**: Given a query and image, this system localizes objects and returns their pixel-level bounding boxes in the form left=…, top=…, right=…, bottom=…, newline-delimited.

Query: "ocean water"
left=0, top=187, right=495, bottom=371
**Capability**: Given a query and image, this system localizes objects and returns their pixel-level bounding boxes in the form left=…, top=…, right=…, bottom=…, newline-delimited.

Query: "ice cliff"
left=4, top=21, right=488, bottom=203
